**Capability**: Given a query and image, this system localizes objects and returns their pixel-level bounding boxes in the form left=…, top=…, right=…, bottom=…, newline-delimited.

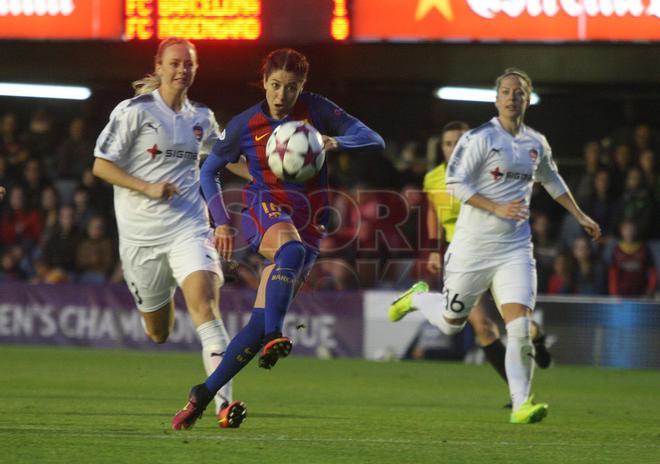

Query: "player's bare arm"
left=553, top=192, right=602, bottom=241
left=213, top=223, right=234, bottom=261
left=92, top=158, right=179, bottom=200
left=425, top=196, right=443, bottom=274
left=466, top=193, right=529, bottom=221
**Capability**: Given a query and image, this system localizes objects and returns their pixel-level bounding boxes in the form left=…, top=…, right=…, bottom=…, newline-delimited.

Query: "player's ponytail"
left=132, top=38, right=197, bottom=96
left=132, top=75, right=161, bottom=96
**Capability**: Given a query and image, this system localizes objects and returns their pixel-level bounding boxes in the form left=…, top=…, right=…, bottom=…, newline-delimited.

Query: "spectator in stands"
left=547, top=252, right=576, bottom=295
left=0, top=112, right=29, bottom=178
left=574, top=140, right=603, bottom=199
left=638, top=149, right=660, bottom=238
left=39, top=185, right=60, bottom=241
left=0, top=158, right=10, bottom=193
left=608, top=219, right=657, bottom=298
left=612, top=167, right=654, bottom=239
left=75, top=215, right=115, bottom=284
left=0, top=185, right=42, bottom=248
left=608, top=142, right=633, bottom=197
left=632, top=122, right=654, bottom=157
left=307, top=257, right=359, bottom=291
left=80, top=168, right=113, bottom=215
left=572, top=236, right=607, bottom=295
left=580, top=169, right=615, bottom=239
left=71, top=186, right=97, bottom=231
left=532, top=212, right=560, bottom=293
left=52, top=117, right=94, bottom=205
left=41, top=205, right=81, bottom=276
left=30, top=257, right=68, bottom=284
left=20, top=108, right=58, bottom=164
left=0, top=245, right=25, bottom=282
left=21, top=158, right=50, bottom=209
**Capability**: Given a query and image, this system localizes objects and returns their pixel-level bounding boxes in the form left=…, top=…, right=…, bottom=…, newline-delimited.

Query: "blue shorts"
left=241, top=192, right=321, bottom=278
left=241, top=190, right=323, bottom=253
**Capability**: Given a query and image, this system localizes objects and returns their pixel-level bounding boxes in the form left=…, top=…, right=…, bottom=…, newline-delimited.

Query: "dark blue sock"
left=204, top=309, right=265, bottom=394
left=264, top=240, right=306, bottom=335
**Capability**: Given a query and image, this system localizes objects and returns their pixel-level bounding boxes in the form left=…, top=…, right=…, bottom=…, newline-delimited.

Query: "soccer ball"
left=266, top=121, right=325, bottom=183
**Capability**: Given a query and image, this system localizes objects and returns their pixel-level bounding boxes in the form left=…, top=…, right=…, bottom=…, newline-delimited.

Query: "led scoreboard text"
left=125, top=0, right=261, bottom=40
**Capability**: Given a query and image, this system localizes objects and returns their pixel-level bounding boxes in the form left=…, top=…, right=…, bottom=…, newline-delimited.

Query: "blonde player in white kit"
left=93, top=38, right=247, bottom=428
left=389, top=68, right=601, bottom=424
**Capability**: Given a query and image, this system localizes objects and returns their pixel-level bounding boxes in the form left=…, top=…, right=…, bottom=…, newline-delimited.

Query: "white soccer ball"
left=266, top=121, right=325, bottom=183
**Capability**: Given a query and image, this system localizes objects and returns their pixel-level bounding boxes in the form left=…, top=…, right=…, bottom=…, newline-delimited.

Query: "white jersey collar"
left=491, top=116, right=527, bottom=139
left=152, top=89, right=192, bottom=116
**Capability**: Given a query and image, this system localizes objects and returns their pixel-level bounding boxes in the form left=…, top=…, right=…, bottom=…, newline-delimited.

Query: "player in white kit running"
left=389, top=68, right=601, bottom=424
left=92, top=38, right=247, bottom=428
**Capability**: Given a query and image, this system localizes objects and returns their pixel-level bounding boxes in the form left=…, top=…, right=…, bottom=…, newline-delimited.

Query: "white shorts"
left=120, top=230, right=223, bottom=312
left=442, top=252, right=537, bottom=320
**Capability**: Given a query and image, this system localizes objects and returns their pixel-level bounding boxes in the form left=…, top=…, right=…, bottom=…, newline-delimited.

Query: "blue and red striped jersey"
left=201, top=91, right=384, bottom=235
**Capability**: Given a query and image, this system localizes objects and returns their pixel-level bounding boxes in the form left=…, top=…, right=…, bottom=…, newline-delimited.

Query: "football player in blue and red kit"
left=172, top=48, right=384, bottom=430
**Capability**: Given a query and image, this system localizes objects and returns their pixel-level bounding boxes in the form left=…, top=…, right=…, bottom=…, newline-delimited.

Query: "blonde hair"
left=132, top=38, right=197, bottom=96
left=495, top=67, right=533, bottom=96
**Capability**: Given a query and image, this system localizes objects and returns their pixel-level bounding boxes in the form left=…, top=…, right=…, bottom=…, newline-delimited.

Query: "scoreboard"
left=125, top=0, right=262, bottom=40
left=0, top=0, right=346, bottom=41
left=0, top=0, right=657, bottom=42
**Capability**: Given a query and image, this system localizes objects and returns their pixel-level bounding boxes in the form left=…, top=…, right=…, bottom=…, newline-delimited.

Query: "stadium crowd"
left=0, top=108, right=658, bottom=298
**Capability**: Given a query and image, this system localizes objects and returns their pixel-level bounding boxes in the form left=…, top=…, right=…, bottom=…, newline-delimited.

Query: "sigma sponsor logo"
left=466, top=0, right=660, bottom=19
left=165, top=149, right=198, bottom=160
left=0, top=0, right=75, bottom=16
left=505, top=171, right=533, bottom=181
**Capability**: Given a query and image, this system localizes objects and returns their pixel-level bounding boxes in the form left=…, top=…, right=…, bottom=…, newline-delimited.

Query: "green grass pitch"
left=1, top=345, right=658, bottom=463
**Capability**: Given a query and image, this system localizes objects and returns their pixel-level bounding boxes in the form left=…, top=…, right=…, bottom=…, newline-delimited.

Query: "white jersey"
left=94, top=89, right=220, bottom=246
left=446, top=117, right=567, bottom=263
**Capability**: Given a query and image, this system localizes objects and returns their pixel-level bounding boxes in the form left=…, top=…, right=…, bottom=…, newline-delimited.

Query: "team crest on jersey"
left=193, top=124, right=203, bottom=141
left=529, top=149, right=539, bottom=161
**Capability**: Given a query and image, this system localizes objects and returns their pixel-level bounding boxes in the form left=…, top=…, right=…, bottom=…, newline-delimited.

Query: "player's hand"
left=322, top=135, right=339, bottom=152
left=577, top=213, right=602, bottom=241
left=143, top=181, right=180, bottom=200
left=213, top=224, right=235, bottom=261
left=0, top=186, right=5, bottom=201
left=493, top=198, right=529, bottom=221
left=427, top=251, right=442, bottom=274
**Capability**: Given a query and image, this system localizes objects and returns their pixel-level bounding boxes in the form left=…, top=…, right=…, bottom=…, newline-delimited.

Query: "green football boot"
left=388, top=281, right=429, bottom=322
left=510, top=395, right=548, bottom=424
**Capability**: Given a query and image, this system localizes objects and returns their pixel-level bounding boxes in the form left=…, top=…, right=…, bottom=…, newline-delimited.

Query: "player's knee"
left=274, top=240, right=306, bottom=276
left=471, top=317, right=499, bottom=340
left=147, top=328, right=170, bottom=344
left=188, top=299, right=215, bottom=320
left=438, top=316, right=467, bottom=336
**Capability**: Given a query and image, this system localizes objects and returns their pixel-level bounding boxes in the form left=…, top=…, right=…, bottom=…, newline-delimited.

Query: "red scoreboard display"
left=0, top=0, right=348, bottom=42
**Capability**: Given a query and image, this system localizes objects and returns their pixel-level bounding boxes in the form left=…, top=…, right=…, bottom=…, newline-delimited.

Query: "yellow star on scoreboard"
left=415, top=0, right=454, bottom=21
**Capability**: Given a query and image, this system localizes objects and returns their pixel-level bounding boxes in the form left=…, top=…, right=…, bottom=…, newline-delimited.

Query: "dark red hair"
left=261, top=48, right=309, bottom=81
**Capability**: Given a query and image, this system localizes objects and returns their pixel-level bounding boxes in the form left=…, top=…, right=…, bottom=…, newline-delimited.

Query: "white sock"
left=411, top=292, right=465, bottom=335
left=196, top=319, right=231, bottom=414
left=505, top=317, right=534, bottom=411
left=411, top=292, right=445, bottom=327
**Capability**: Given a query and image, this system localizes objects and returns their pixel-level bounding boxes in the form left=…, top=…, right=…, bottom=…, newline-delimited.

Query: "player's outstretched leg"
left=530, top=320, right=552, bottom=369
left=259, top=240, right=306, bottom=369
left=388, top=281, right=429, bottom=321
left=172, top=384, right=214, bottom=430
